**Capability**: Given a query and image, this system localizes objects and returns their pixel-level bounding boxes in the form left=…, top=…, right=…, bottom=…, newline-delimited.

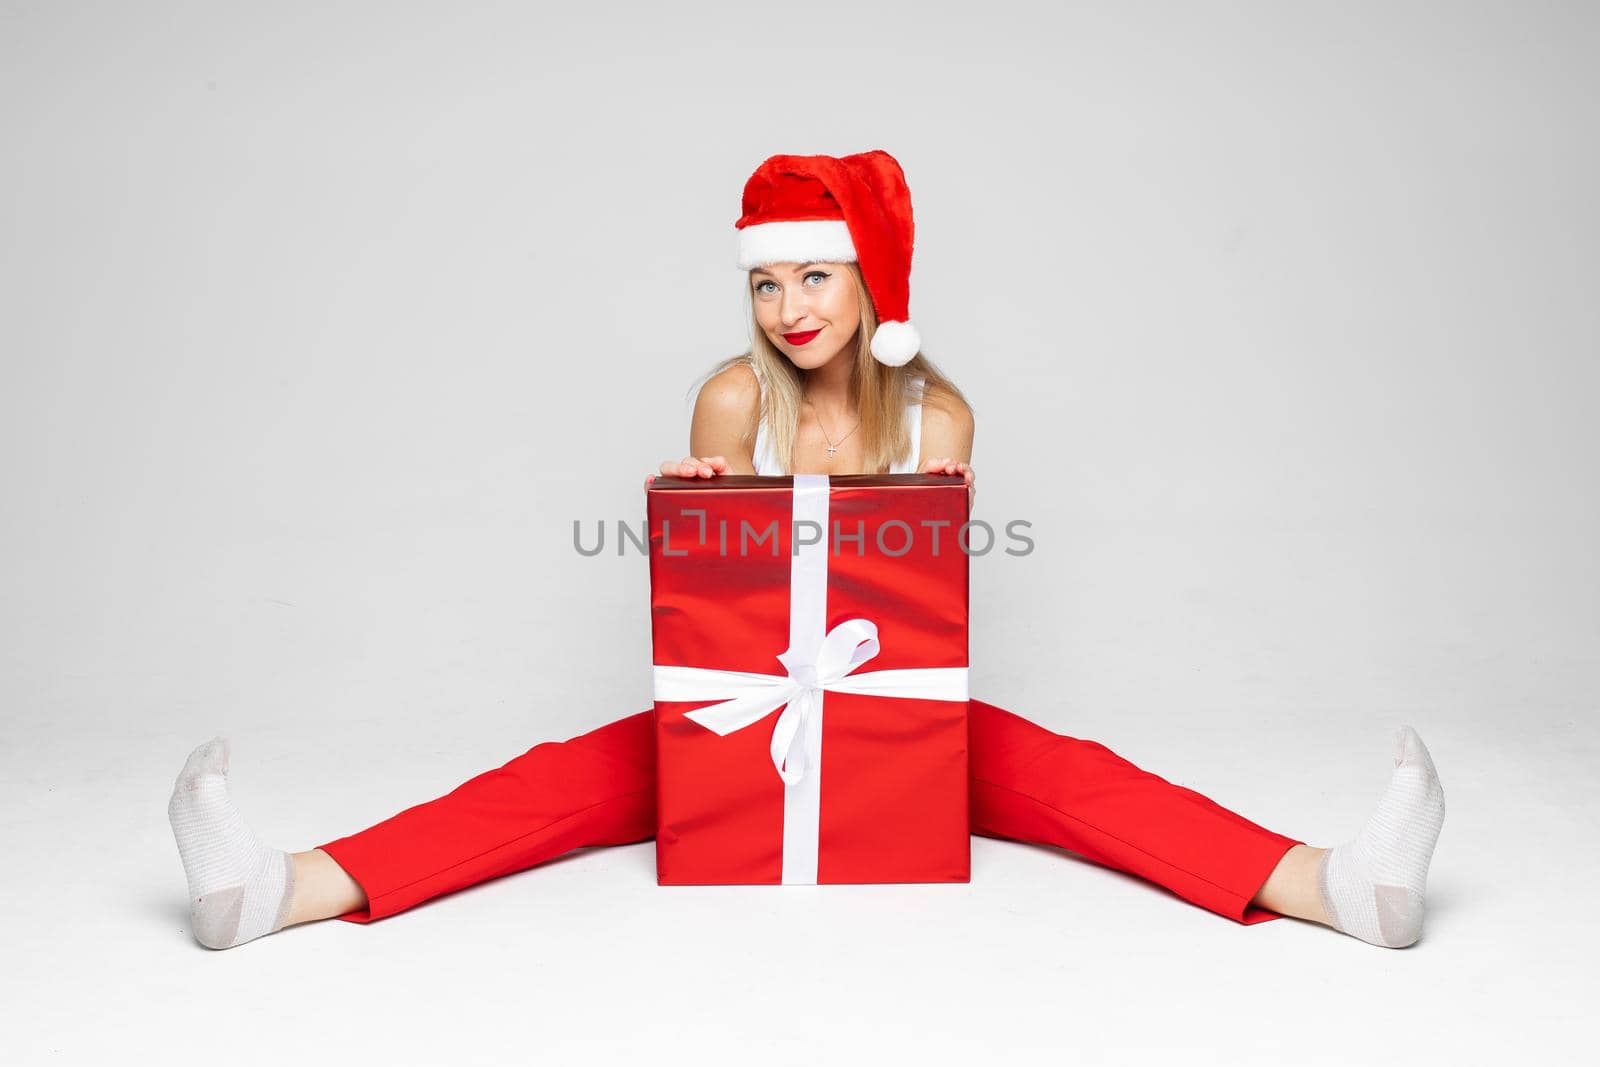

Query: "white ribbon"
left=651, top=474, right=969, bottom=883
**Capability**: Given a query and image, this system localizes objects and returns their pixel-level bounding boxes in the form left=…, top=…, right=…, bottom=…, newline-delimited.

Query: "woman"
left=167, top=150, right=1446, bottom=952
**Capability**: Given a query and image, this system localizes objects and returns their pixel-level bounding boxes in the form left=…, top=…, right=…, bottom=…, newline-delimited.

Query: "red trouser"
left=317, top=699, right=1302, bottom=925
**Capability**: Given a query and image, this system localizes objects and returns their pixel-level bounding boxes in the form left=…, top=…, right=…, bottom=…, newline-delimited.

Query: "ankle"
left=1251, top=843, right=1332, bottom=924
left=284, top=849, right=367, bottom=925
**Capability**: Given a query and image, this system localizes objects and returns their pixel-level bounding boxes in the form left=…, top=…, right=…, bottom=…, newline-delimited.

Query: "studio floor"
left=4, top=697, right=1591, bottom=1065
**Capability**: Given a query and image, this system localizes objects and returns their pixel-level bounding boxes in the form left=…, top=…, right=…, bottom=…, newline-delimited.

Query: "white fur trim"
left=737, top=220, right=857, bottom=269
left=870, top=320, right=921, bottom=366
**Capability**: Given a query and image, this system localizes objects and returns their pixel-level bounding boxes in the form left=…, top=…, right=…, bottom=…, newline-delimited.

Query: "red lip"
left=782, top=329, right=823, bottom=346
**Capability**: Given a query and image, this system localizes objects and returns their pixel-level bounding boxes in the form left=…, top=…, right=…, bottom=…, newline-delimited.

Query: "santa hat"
left=735, top=150, right=921, bottom=367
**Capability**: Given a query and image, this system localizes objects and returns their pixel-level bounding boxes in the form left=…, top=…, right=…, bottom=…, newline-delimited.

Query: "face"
left=749, top=261, right=861, bottom=370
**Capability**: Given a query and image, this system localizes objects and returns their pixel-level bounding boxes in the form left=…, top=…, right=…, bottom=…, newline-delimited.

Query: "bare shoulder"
left=694, top=360, right=762, bottom=431
left=920, top=382, right=974, bottom=435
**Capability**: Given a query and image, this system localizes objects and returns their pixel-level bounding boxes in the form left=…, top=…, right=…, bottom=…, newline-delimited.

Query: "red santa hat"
left=735, top=150, right=921, bottom=367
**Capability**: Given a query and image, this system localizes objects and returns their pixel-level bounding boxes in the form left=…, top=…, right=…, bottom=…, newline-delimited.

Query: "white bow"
left=652, top=617, right=968, bottom=786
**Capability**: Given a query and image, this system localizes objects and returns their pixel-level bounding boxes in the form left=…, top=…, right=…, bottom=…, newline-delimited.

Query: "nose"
left=779, top=286, right=810, bottom=327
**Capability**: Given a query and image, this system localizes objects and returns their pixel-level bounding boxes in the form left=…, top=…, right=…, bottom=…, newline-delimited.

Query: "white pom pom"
left=870, top=320, right=921, bottom=366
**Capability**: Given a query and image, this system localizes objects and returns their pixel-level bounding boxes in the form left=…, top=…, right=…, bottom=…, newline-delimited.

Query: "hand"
left=921, top=457, right=976, bottom=510
left=645, top=455, right=731, bottom=489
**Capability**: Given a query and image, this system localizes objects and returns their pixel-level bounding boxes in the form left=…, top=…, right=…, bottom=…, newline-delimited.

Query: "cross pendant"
left=826, top=446, right=838, bottom=456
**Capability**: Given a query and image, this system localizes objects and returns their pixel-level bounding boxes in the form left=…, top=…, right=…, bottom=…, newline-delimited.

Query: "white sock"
left=1316, top=725, right=1447, bottom=948
left=166, top=737, right=296, bottom=950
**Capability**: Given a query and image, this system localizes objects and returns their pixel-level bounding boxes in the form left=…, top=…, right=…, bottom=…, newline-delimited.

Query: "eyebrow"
left=751, top=262, right=823, bottom=277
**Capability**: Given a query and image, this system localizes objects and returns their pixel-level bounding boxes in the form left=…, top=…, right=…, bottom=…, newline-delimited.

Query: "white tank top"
left=751, top=373, right=926, bottom=476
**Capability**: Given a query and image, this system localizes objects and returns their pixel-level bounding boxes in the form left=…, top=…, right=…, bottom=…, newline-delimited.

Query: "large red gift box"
left=646, top=473, right=970, bottom=885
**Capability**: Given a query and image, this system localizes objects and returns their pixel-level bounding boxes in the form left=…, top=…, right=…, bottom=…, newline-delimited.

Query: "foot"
left=1315, top=725, right=1447, bottom=947
left=167, top=737, right=296, bottom=949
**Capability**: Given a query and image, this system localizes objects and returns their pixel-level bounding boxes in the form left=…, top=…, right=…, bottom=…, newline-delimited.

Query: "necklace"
left=805, top=398, right=860, bottom=457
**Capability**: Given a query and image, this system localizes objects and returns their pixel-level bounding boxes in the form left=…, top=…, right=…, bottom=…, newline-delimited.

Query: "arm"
left=646, top=362, right=761, bottom=486
left=918, top=391, right=977, bottom=509
left=688, top=362, right=760, bottom=474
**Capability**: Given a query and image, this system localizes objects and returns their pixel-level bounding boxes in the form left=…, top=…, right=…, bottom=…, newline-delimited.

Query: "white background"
left=2, top=1, right=1595, bottom=1063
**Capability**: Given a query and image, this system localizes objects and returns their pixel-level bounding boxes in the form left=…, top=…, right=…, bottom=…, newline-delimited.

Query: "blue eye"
left=754, top=271, right=827, bottom=294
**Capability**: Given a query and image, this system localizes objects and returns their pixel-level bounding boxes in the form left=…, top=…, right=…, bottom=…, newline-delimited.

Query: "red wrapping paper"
left=647, top=473, right=970, bottom=884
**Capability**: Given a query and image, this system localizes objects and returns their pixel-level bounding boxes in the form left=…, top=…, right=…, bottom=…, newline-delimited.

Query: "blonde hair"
left=696, top=263, right=971, bottom=474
